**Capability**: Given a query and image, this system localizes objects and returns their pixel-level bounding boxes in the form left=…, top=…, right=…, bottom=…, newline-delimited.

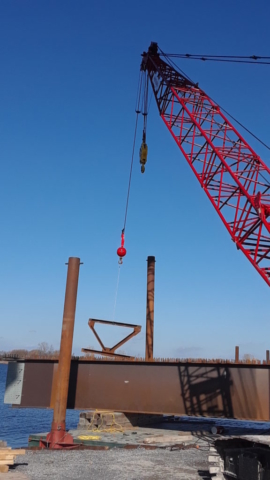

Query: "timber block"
left=0, top=465, right=9, bottom=473
left=78, top=411, right=163, bottom=429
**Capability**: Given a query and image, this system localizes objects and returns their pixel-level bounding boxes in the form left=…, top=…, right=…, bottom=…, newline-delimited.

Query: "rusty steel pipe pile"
left=47, top=257, right=81, bottom=448
left=235, top=346, right=239, bottom=364
left=145, top=256, right=155, bottom=362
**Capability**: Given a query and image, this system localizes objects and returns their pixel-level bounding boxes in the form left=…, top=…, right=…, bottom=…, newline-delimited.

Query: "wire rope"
left=164, top=54, right=270, bottom=59
left=112, top=264, right=121, bottom=321
left=157, top=48, right=270, bottom=188
left=216, top=104, right=270, bottom=152
left=123, top=111, right=140, bottom=232
left=158, top=48, right=270, bottom=152
left=112, top=71, right=143, bottom=318
left=160, top=52, right=270, bottom=65
left=123, top=72, right=143, bottom=232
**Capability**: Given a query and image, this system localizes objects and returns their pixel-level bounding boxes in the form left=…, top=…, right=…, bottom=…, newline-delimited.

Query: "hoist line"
left=123, top=112, right=140, bottom=232
left=113, top=111, right=139, bottom=318
left=123, top=71, right=143, bottom=232
left=113, top=71, right=143, bottom=318
left=135, top=70, right=143, bottom=111
left=143, top=74, right=149, bottom=135
left=112, top=264, right=121, bottom=321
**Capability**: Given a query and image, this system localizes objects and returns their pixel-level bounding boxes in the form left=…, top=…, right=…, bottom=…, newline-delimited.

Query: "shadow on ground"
left=198, top=470, right=211, bottom=479
left=9, top=463, right=28, bottom=469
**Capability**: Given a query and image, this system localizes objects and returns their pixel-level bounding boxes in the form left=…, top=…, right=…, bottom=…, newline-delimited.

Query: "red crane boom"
left=141, top=42, right=270, bottom=286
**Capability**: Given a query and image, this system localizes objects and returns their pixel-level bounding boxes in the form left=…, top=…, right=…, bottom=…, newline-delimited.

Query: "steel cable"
left=158, top=48, right=270, bottom=152
left=113, top=72, right=143, bottom=317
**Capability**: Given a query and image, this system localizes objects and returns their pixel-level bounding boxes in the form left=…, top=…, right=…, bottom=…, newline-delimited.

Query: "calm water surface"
left=0, top=364, right=79, bottom=447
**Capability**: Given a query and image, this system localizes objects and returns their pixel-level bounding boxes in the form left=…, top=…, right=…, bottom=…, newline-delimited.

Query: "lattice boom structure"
left=141, top=43, right=270, bottom=286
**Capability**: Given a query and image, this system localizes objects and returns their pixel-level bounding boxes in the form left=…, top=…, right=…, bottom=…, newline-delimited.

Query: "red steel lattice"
left=142, top=43, right=270, bottom=286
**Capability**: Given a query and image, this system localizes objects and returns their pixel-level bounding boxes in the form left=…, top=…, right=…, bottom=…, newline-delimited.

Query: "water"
left=0, top=364, right=79, bottom=448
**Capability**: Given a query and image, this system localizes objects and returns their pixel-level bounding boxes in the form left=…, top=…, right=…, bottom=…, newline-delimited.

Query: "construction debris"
left=143, top=434, right=194, bottom=445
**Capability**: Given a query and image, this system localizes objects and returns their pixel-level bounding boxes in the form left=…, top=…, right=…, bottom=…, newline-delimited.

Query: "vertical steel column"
left=235, top=346, right=239, bottom=363
left=48, top=257, right=81, bottom=448
left=266, top=350, right=270, bottom=364
left=145, top=256, right=155, bottom=361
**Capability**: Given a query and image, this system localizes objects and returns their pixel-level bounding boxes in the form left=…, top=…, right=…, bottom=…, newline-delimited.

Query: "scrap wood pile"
left=0, top=441, right=25, bottom=473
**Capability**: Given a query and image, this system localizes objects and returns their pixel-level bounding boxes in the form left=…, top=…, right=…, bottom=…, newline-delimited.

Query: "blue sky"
left=0, top=0, right=270, bottom=360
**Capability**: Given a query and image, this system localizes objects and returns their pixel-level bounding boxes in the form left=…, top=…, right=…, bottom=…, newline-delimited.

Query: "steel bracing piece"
left=141, top=43, right=270, bottom=286
left=82, top=318, right=141, bottom=359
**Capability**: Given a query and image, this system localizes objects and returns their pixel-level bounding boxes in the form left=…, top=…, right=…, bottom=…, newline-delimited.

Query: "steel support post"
left=235, top=346, right=239, bottom=364
left=266, top=350, right=270, bottom=364
left=46, top=257, right=81, bottom=449
left=145, top=256, right=155, bottom=361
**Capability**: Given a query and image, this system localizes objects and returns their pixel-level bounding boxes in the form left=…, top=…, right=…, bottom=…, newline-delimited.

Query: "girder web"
left=144, top=50, right=270, bottom=286
left=178, top=365, right=233, bottom=417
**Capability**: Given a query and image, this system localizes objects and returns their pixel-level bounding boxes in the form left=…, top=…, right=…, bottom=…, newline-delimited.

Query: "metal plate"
left=4, top=362, right=25, bottom=405
left=21, top=361, right=55, bottom=408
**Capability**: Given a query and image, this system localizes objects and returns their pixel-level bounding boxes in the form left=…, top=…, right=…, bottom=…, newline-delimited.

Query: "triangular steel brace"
left=82, top=318, right=141, bottom=359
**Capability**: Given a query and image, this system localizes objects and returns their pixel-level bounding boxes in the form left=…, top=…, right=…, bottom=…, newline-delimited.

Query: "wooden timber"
left=0, top=442, right=25, bottom=472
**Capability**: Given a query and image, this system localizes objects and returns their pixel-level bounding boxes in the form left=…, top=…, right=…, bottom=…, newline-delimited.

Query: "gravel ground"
left=9, top=447, right=210, bottom=480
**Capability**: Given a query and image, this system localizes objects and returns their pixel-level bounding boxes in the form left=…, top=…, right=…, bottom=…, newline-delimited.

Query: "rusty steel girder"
left=5, top=359, right=270, bottom=421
